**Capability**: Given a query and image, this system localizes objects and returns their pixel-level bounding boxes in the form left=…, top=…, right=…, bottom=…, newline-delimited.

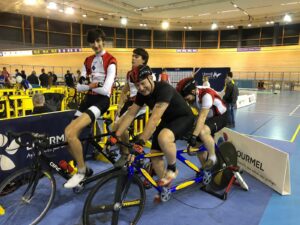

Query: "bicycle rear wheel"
left=83, top=170, right=146, bottom=225
left=210, top=141, right=237, bottom=190
left=0, top=167, right=56, bottom=225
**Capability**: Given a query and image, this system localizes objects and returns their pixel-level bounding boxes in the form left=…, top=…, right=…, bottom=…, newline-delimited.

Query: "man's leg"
left=157, top=128, right=178, bottom=185
left=150, top=149, right=165, bottom=179
left=64, top=113, right=91, bottom=188
left=198, top=125, right=216, bottom=169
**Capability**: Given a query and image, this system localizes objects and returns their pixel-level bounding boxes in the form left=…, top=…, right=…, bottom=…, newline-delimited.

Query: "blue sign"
left=194, top=67, right=230, bottom=92
left=0, top=111, right=76, bottom=181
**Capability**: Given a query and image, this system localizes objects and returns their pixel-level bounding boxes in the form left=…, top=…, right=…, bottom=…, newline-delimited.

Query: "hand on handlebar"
left=107, top=132, right=118, bottom=146
left=132, top=139, right=145, bottom=155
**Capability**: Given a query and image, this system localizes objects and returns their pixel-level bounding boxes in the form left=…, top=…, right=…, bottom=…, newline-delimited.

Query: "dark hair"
left=227, top=72, right=233, bottom=78
left=87, top=28, right=106, bottom=43
left=133, top=48, right=149, bottom=65
left=176, top=77, right=196, bottom=97
left=129, top=65, right=152, bottom=83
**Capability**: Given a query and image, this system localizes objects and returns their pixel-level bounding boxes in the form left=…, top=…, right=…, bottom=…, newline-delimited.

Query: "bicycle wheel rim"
left=0, top=168, right=56, bottom=225
left=83, top=170, right=145, bottom=225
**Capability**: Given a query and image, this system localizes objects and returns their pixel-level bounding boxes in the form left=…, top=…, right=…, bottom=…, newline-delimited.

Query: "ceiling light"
left=59, top=9, right=64, bottom=13
left=161, top=21, right=169, bottom=29
left=233, top=4, right=238, bottom=8
left=120, top=17, right=128, bottom=25
left=247, top=23, right=252, bottom=27
left=99, top=17, right=104, bottom=21
left=211, top=22, right=218, bottom=30
left=188, top=26, right=192, bottom=30
left=283, top=14, right=292, bottom=22
left=184, top=26, right=187, bottom=29
left=266, top=21, right=270, bottom=24
left=65, top=7, right=74, bottom=15
left=47, top=2, right=57, bottom=10
left=24, top=0, right=37, bottom=5
left=270, top=21, right=274, bottom=24
left=82, top=14, right=87, bottom=18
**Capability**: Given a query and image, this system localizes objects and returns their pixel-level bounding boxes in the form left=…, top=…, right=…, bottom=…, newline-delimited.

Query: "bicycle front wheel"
left=0, top=167, right=56, bottom=225
left=83, top=170, right=146, bottom=225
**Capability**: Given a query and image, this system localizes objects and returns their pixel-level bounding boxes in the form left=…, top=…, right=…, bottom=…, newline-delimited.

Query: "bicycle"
left=0, top=118, right=119, bottom=225
left=82, top=139, right=249, bottom=225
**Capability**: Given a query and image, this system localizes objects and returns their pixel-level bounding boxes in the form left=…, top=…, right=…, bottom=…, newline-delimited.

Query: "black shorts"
left=151, top=115, right=194, bottom=151
left=77, top=94, right=110, bottom=122
left=205, top=113, right=227, bottom=136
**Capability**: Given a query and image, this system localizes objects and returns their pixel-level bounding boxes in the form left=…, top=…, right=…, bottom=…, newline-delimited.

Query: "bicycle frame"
left=127, top=143, right=222, bottom=195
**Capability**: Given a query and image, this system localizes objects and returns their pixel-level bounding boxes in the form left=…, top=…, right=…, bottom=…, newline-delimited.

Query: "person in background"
left=32, top=93, right=52, bottom=114
left=158, top=68, right=171, bottom=84
left=39, top=68, right=49, bottom=87
left=52, top=72, right=58, bottom=85
left=0, top=70, right=5, bottom=88
left=114, top=48, right=149, bottom=166
left=16, top=75, right=32, bottom=90
left=76, top=70, right=81, bottom=82
left=20, top=70, right=27, bottom=80
left=64, top=70, right=76, bottom=87
left=222, top=72, right=239, bottom=128
left=202, top=76, right=210, bottom=87
left=2, top=67, right=11, bottom=85
left=176, top=77, right=227, bottom=169
left=64, top=28, right=117, bottom=188
left=48, top=72, right=54, bottom=87
left=15, top=69, right=21, bottom=77
left=27, top=71, right=39, bottom=86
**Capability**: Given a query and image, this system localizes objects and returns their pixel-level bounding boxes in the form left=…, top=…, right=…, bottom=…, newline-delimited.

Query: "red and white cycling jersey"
left=81, top=50, right=117, bottom=97
left=194, top=87, right=227, bottom=118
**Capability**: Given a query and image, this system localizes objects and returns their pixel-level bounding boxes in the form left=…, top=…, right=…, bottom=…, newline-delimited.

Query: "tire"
left=210, top=141, right=237, bottom=190
left=0, top=168, right=56, bottom=225
left=83, top=170, right=146, bottom=225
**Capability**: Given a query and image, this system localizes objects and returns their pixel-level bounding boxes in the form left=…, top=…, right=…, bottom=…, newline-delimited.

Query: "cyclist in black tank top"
left=114, top=65, right=194, bottom=187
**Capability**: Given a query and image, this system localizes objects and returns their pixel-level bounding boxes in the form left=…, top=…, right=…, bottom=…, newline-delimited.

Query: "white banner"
left=2, top=50, right=32, bottom=57
left=214, top=128, right=291, bottom=195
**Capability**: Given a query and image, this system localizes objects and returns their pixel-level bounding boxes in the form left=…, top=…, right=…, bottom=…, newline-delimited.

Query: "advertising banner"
left=0, top=111, right=76, bottom=181
left=194, top=67, right=230, bottom=92
left=214, top=128, right=291, bottom=195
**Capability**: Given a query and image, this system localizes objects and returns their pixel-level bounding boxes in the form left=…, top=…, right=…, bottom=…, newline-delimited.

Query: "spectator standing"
left=222, top=72, right=239, bottom=128
left=27, top=71, right=39, bottom=86
left=39, top=68, right=49, bottom=87
left=158, top=68, right=171, bottom=84
left=64, top=70, right=76, bottom=87
left=2, top=67, right=11, bottom=84
left=15, top=69, right=21, bottom=77
left=20, top=70, right=27, bottom=80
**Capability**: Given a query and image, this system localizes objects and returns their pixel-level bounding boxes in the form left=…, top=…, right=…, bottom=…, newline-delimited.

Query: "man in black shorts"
left=114, top=65, right=194, bottom=186
left=176, top=77, right=227, bottom=169
left=64, top=28, right=117, bottom=188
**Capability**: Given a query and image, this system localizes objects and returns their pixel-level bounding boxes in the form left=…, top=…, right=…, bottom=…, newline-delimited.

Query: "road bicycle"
left=0, top=118, right=119, bottom=225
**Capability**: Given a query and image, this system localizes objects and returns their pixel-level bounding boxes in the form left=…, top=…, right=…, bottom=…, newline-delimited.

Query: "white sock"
left=78, top=167, right=86, bottom=174
left=209, top=155, right=217, bottom=164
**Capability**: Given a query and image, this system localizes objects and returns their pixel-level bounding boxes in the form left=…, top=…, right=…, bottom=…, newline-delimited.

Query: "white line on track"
left=289, top=104, right=300, bottom=116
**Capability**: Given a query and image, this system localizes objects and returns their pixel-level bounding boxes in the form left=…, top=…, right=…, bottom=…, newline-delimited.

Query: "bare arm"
left=117, top=82, right=130, bottom=115
left=115, top=103, right=141, bottom=137
left=139, top=102, right=169, bottom=142
left=192, top=108, right=209, bottom=136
